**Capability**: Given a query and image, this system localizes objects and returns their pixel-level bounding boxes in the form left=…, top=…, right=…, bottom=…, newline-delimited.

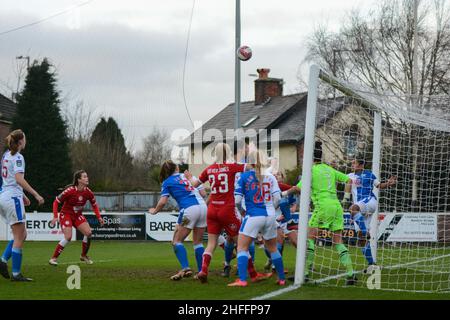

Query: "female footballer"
left=49, top=170, right=104, bottom=266
left=149, top=160, right=207, bottom=280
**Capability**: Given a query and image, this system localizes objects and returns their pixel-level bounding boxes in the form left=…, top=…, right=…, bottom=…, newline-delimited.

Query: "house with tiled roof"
left=182, top=68, right=373, bottom=178
left=0, top=93, right=17, bottom=150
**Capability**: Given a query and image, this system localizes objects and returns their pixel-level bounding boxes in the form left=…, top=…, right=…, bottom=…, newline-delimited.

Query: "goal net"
left=294, top=65, right=450, bottom=293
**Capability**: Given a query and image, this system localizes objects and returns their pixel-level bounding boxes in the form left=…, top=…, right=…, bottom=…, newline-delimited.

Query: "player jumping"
left=283, top=141, right=357, bottom=285
left=342, top=158, right=397, bottom=272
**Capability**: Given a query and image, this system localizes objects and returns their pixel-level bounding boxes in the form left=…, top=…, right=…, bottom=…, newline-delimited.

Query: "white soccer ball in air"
left=237, top=45, right=252, bottom=61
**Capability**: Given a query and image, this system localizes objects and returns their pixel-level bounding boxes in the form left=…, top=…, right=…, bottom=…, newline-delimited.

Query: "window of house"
left=343, top=124, right=359, bottom=157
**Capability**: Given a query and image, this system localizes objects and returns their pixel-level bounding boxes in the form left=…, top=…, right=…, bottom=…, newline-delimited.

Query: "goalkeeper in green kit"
left=282, top=141, right=357, bottom=285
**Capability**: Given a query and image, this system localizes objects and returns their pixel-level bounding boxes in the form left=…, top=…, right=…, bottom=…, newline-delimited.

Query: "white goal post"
left=294, top=65, right=450, bottom=293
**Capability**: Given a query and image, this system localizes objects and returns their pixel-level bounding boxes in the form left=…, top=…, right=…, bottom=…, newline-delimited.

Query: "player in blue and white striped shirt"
left=228, top=150, right=285, bottom=287
left=149, top=160, right=207, bottom=281
left=343, top=158, right=397, bottom=271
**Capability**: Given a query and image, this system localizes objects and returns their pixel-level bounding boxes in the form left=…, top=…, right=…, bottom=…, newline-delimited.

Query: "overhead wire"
left=182, top=0, right=196, bottom=129
left=0, top=0, right=94, bottom=36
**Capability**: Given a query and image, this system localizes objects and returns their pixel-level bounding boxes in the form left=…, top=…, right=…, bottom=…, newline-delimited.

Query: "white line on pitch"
left=252, top=253, right=450, bottom=300
left=57, top=259, right=116, bottom=265
left=251, top=284, right=301, bottom=301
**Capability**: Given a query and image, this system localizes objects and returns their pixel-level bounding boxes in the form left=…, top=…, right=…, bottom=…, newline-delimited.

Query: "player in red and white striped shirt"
left=48, top=170, right=104, bottom=266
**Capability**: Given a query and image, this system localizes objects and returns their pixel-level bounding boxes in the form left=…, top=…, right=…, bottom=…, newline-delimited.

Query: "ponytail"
left=248, top=150, right=268, bottom=185
left=5, top=129, right=25, bottom=155
left=159, top=160, right=177, bottom=183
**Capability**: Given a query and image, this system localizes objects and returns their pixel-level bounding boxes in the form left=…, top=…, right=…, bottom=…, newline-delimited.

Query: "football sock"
left=249, top=241, right=256, bottom=262
left=173, top=243, right=189, bottom=270
left=271, top=251, right=285, bottom=281
left=193, top=244, right=204, bottom=272
left=247, top=253, right=257, bottom=278
left=224, top=241, right=235, bottom=266
left=52, top=239, right=69, bottom=259
left=11, top=247, right=22, bottom=276
left=306, top=239, right=315, bottom=276
left=336, top=243, right=354, bottom=277
left=82, top=236, right=91, bottom=256
left=1, top=240, right=14, bottom=263
left=201, top=252, right=212, bottom=274
left=237, top=251, right=249, bottom=282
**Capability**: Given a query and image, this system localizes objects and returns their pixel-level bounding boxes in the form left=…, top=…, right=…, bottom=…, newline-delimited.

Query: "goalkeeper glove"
left=341, top=192, right=351, bottom=208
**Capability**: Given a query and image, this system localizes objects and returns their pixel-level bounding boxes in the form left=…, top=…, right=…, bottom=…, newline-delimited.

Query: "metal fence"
left=85, top=192, right=179, bottom=212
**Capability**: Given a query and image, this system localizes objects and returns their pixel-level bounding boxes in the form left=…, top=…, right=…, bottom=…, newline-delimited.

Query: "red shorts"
left=60, top=212, right=87, bottom=229
left=206, top=204, right=241, bottom=237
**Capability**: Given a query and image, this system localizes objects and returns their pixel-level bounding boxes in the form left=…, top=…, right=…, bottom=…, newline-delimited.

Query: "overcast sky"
left=0, top=0, right=370, bottom=152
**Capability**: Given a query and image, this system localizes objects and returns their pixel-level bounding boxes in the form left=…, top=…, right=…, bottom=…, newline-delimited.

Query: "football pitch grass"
left=0, top=240, right=449, bottom=300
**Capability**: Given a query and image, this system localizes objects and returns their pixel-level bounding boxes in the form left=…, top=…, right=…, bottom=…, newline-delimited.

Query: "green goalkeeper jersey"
left=297, top=163, right=349, bottom=204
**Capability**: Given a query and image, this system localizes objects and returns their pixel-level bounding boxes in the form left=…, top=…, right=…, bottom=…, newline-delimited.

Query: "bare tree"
left=0, top=58, right=29, bottom=101
left=304, top=0, right=450, bottom=211
left=135, top=127, right=172, bottom=168
left=61, top=100, right=99, bottom=141
left=131, top=127, right=173, bottom=190
left=304, top=0, right=450, bottom=95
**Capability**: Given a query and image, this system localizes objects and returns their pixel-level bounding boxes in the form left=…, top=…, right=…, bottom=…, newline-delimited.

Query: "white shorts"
left=277, top=220, right=287, bottom=231
left=178, top=204, right=207, bottom=229
left=0, top=193, right=26, bottom=225
left=355, top=197, right=378, bottom=216
left=239, top=214, right=277, bottom=240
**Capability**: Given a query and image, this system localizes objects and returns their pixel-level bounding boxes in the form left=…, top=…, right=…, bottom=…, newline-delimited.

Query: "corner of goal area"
left=251, top=283, right=301, bottom=300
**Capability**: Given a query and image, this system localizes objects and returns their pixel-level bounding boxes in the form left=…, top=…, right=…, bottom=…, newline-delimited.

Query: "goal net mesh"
left=301, top=69, right=450, bottom=293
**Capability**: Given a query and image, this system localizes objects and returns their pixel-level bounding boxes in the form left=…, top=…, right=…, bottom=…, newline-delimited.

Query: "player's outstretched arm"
left=149, top=196, right=169, bottom=215
left=184, top=170, right=201, bottom=188
left=15, top=172, right=44, bottom=205
left=198, top=188, right=207, bottom=198
left=378, top=176, right=397, bottom=189
left=272, top=192, right=281, bottom=209
left=281, top=186, right=300, bottom=197
left=234, top=194, right=245, bottom=216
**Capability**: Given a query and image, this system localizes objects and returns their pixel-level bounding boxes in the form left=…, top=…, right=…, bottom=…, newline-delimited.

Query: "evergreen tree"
left=89, top=117, right=132, bottom=190
left=12, top=58, right=72, bottom=211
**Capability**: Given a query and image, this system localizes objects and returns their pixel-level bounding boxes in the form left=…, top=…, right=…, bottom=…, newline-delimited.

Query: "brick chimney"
left=254, top=68, right=283, bottom=105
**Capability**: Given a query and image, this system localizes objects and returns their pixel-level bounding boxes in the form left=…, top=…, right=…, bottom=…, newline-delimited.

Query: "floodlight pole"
left=412, top=0, right=420, bottom=97
left=234, top=0, right=241, bottom=131
left=15, top=55, right=30, bottom=102
left=16, top=55, right=30, bottom=70
left=411, top=0, right=420, bottom=206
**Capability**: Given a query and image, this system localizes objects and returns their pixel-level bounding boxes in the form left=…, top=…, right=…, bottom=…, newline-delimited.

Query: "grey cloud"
left=0, top=12, right=304, bottom=151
